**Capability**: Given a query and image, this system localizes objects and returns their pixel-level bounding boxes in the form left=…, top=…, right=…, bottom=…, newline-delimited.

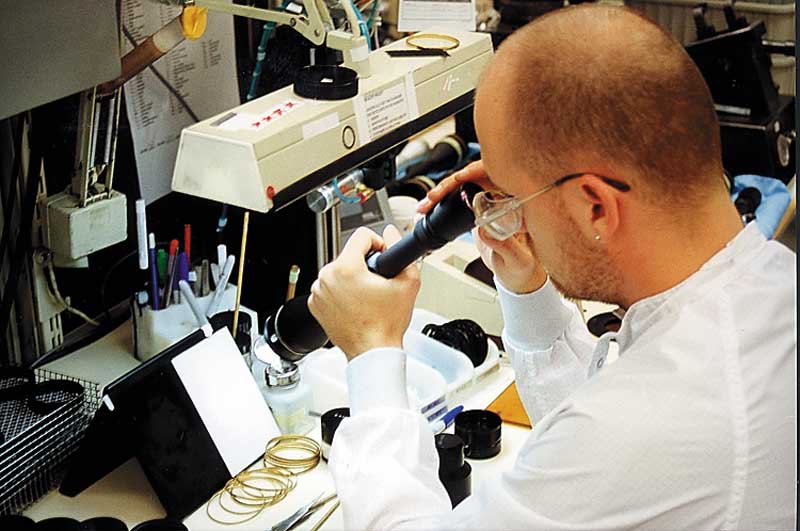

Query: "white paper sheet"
left=398, top=0, right=477, bottom=33
left=171, top=328, right=279, bottom=477
left=122, top=0, right=240, bottom=204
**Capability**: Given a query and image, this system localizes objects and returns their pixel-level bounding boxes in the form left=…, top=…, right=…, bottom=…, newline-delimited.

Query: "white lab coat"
left=329, top=222, right=797, bottom=530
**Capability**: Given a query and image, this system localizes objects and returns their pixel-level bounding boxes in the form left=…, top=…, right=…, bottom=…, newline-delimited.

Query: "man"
left=308, top=4, right=796, bottom=529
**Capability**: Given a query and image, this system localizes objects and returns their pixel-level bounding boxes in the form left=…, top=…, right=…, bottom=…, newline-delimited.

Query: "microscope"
left=686, top=4, right=795, bottom=183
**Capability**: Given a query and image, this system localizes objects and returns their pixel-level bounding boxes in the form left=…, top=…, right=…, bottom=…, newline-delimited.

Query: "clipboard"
left=61, top=327, right=278, bottom=520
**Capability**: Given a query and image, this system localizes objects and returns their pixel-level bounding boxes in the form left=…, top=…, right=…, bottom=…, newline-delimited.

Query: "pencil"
left=232, top=211, right=250, bottom=333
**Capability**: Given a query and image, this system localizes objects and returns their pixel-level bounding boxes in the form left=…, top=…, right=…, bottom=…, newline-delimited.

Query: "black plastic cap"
left=35, top=518, right=81, bottom=531
left=130, top=520, right=187, bottom=531
left=435, top=433, right=466, bottom=473
left=294, top=65, right=358, bottom=100
left=266, top=295, right=329, bottom=362
left=455, top=409, right=502, bottom=459
left=321, top=407, right=351, bottom=446
left=0, top=515, right=36, bottom=531
left=78, top=517, right=128, bottom=531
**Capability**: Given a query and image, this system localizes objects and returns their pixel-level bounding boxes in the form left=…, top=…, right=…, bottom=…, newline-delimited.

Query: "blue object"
left=178, top=252, right=190, bottom=283
left=442, top=405, right=464, bottom=428
left=731, top=175, right=792, bottom=238
left=347, top=0, right=372, bottom=50
left=332, top=175, right=362, bottom=204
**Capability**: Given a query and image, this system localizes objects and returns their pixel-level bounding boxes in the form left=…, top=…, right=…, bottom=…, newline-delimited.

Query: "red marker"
left=184, top=224, right=191, bottom=263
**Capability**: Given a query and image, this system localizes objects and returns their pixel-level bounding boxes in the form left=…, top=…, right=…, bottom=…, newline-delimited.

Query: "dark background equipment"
left=686, top=4, right=795, bottom=183
left=733, top=186, right=763, bottom=223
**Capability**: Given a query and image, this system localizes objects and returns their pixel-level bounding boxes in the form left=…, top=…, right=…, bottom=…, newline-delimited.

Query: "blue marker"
left=430, top=405, right=464, bottom=434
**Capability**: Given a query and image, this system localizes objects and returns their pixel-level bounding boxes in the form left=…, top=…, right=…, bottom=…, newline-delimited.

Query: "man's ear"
left=560, top=174, right=622, bottom=242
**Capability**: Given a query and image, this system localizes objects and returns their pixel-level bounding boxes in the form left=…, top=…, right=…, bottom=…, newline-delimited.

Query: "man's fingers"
left=417, top=160, right=491, bottom=214
left=417, top=175, right=459, bottom=214
left=340, top=227, right=385, bottom=262
left=476, top=228, right=532, bottom=269
left=382, top=224, right=403, bottom=248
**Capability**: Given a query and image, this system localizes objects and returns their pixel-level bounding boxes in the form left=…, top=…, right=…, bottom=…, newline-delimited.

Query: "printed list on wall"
left=122, top=0, right=239, bottom=204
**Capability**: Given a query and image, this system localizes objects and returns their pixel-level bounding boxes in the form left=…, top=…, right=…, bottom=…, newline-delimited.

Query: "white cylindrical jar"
left=263, top=360, right=314, bottom=435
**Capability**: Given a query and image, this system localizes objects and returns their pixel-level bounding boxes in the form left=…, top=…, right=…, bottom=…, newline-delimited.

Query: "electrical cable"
left=44, top=261, right=100, bottom=326
left=0, top=141, right=41, bottom=352
left=347, top=0, right=371, bottom=49
left=246, top=0, right=291, bottom=102
left=365, top=0, right=379, bottom=30
left=28, top=298, right=131, bottom=370
left=121, top=26, right=200, bottom=122
left=0, top=116, right=23, bottom=270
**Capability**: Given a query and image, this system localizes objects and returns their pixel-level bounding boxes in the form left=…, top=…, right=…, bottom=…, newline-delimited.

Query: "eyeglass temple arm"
left=554, top=173, right=631, bottom=192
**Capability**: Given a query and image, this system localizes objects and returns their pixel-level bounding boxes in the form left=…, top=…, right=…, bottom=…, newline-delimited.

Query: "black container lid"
left=454, top=409, right=502, bottom=459
left=130, top=520, right=187, bottom=531
left=294, top=65, right=358, bottom=100
left=321, top=407, right=350, bottom=445
left=0, top=515, right=36, bottom=531
left=78, top=517, right=128, bottom=531
left=35, top=517, right=81, bottom=531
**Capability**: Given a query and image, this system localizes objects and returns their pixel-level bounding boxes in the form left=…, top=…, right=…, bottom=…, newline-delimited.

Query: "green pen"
left=156, top=248, right=168, bottom=285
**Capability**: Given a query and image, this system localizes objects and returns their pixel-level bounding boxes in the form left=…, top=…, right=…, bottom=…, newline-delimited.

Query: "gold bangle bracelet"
left=205, top=436, right=322, bottom=524
left=264, top=435, right=322, bottom=474
left=406, top=33, right=460, bottom=51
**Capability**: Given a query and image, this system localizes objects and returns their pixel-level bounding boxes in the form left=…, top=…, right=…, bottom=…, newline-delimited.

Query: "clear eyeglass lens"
left=472, top=192, right=522, bottom=241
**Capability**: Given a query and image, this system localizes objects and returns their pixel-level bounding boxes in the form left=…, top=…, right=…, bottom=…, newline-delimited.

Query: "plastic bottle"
left=262, top=360, right=314, bottom=435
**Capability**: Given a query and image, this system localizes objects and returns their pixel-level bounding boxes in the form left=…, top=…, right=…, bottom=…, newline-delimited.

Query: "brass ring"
left=264, top=435, right=321, bottom=474
left=406, top=33, right=460, bottom=51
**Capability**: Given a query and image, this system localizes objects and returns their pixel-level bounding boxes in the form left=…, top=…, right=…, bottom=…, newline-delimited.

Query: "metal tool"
left=270, top=492, right=338, bottom=531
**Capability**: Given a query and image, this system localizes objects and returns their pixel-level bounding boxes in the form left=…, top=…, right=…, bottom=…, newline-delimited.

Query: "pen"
left=156, top=249, right=167, bottom=285
left=206, top=255, right=235, bottom=317
left=184, top=224, right=192, bottom=263
left=216, top=244, right=226, bottom=282
left=135, top=199, right=148, bottom=271
left=201, top=259, right=211, bottom=296
left=192, top=265, right=202, bottom=296
left=430, top=405, right=464, bottom=434
left=166, top=239, right=179, bottom=298
left=148, top=233, right=160, bottom=310
left=179, top=280, right=210, bottom=328
left=163, top=248, right=179, bottom=308
left=286, top=264, right=300, bottom=301
left=210, top=263, right=220, bottom=290
left=177, top=252, right=189, bottom=304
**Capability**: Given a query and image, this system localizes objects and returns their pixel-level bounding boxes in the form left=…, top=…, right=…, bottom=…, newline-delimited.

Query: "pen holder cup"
left=133, top=285, right=256, bottom=362
left=209, top=310, right=253, bottom=365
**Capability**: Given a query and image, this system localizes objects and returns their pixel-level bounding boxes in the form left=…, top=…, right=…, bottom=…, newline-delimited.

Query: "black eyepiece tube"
left=263, top=183, right=482, bottom=361
left=367, top=182, right=481, bottom=277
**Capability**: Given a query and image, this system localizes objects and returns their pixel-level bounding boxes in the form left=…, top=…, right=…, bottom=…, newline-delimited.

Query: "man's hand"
left=417, top=160, right=492, bottom=215
left=418, top=159, right=547, bottom=294
left=474, top=227, right=547, bottom=294
left=308, top=226, right=420, bottom=360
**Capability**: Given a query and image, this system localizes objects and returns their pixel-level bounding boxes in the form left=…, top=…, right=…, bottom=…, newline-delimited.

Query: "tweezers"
left=386, top=49, right=450, bottom=57
left=270, top=492, right=338, bottom=531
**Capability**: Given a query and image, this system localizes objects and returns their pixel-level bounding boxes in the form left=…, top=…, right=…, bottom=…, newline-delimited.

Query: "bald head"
left=475, top=5, right=723, bottom=205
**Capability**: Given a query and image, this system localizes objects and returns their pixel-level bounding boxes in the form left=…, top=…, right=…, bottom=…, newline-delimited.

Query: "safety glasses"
left=471, top=173, right=631, bottom=240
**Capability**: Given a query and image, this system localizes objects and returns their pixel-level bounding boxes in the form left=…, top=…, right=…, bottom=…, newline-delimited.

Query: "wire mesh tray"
left=0, top=368, right=100, bottom=515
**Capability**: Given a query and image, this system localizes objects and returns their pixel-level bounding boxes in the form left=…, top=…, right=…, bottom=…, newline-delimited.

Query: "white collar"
left=613, top=223, right=766, bottom=352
